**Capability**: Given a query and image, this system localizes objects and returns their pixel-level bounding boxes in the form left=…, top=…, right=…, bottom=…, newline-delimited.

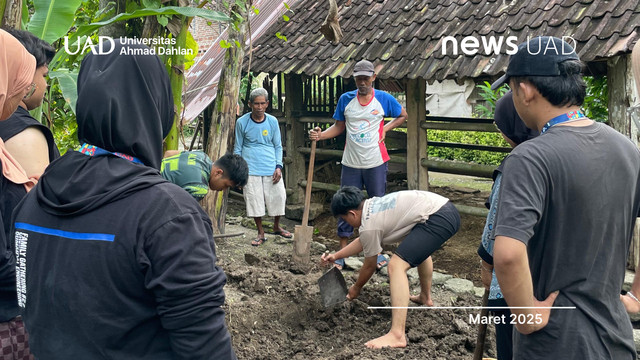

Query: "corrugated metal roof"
left=183, top=0, right=295, bottom=122
left=249, top=0, right=640, bottom=81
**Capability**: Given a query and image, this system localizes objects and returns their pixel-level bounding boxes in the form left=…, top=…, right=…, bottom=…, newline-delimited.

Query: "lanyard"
left=79, top=143, right=143, bottom=165
left=541, top=110, right=586, bottom=134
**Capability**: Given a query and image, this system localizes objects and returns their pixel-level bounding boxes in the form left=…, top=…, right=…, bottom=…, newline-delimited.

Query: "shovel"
left=473, top=288, right=490, bottom=360
left=318, top=266, right=348, bottom=307
left=292, top=140, right=316, bottom=266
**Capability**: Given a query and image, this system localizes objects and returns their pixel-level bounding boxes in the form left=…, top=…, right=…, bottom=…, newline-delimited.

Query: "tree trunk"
left=202, top=3, right=249, bottom=233
left=1, top=0, right=21, bottom=29
left=142, top=14, right=162, bottom=39
left=98, top=0, right=126, bottom=37
left=164, top=15, right=189, bottom=153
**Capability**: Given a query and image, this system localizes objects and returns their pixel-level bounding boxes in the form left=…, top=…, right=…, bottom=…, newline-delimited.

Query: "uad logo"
left=63, top=36, right=116, bottom=55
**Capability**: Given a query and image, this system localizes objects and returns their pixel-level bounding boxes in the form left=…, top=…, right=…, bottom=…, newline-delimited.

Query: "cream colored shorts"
left=243, top=175, right=286, bottom=217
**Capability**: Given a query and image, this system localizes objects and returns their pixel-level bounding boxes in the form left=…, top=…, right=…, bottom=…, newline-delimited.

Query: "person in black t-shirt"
left=491, top=36, right=640, bottom=360
left=0, top=28, right=59, bottom=179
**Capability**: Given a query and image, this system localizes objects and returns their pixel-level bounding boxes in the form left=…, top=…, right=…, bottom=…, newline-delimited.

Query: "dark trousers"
left=395, top=201, right=460, bottom=267
left=492, top=309, right=513, bottom=360
left=337, top=162, right=388, bottom=237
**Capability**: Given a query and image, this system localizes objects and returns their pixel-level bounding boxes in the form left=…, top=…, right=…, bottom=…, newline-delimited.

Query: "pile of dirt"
left=219, top=183, right=496, bottom=358
left=219, top=251, right=492, bottom=360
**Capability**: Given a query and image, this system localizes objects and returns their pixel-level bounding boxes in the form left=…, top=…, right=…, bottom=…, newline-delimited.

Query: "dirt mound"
left=220, top=183, right=497, bottom=358
left=219, top=250, right=491, bottom=359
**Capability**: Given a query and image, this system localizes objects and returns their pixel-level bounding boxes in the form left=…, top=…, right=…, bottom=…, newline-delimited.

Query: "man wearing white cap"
left=309, top=60, right=407, bottom=270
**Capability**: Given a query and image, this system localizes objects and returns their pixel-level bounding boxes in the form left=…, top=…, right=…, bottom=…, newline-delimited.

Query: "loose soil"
left=218, top=182, right=496, bottom=359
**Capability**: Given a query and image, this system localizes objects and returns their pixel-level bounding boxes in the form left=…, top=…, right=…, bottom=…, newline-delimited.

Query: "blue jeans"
left=337, top=162, right=388, bottom=238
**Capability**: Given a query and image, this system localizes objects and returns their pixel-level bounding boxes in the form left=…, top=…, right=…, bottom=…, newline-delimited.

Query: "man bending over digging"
left=321, top=186, right=460, bottom=348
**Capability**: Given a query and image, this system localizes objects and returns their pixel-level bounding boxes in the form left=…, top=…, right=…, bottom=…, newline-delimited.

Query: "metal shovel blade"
left=318, top=266, right=348, bottom=307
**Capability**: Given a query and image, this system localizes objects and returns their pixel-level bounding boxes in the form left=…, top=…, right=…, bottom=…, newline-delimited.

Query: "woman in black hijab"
left=477, top=91, right=539, bottom=360
left=493, top=91, right=539, bottom=147
left=12, top=39, right=237, bottom=360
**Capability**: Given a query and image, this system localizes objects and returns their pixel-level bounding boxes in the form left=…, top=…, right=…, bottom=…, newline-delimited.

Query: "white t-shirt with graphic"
left=358, top=190, right=449, bottom=257
left=333, top=89, right=402, bottom=169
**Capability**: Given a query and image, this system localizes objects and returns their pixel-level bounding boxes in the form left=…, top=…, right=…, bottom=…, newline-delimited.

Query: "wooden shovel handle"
left=302, top=140, right=316, bottom=226
left=473, top=289, right=490, bottom=360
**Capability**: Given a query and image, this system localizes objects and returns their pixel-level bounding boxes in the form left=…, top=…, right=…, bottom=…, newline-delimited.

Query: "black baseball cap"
left=491, top=36, right=580, bottom=90
left=494, top=91, right=539, bottom=145
left=353, top=60, right=375, bottom=77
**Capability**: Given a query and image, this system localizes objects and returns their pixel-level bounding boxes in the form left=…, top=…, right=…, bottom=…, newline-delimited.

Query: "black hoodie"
left=11, top=40, right=236, bottom=359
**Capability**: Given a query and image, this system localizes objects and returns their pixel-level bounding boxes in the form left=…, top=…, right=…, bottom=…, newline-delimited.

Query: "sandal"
left=272, top=229, right=293, bottom=238
left=377, top=254, right=389, bottom=270
left=251, top=237, right=267, bottom=246
left=334, top=258, right=345, bottom=271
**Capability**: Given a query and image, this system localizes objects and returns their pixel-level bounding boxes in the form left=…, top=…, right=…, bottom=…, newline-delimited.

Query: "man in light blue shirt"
left=234, top=88, right=290, bottom=245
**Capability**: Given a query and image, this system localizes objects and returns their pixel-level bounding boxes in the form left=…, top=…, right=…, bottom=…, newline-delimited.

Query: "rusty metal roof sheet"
left=183, top=0, right=295, bottom=122
left=248, top=0, right=640, bottom=81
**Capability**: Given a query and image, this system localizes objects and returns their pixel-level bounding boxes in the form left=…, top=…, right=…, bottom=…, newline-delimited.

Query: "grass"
left=428, top=172, right=493, bottom=192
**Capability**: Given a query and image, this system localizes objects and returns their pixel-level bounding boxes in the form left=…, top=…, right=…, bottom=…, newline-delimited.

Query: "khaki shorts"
left=243, top=175, right=286, bottom=217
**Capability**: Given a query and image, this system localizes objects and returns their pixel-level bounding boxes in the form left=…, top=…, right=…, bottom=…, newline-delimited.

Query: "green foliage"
left=427, top=130, right=509, bottom=166
left=432, top=81, right=509, bottom=166
left=23, top=0, right=229, bottom=153
left=28, top=0, right=85, bottom=43
left=142, top=0, right=161, bottom=9
left=48, top=69, right=79, bottom=114
left=275, top=31, right=287, bottom=42
left=281, top=2, right=293, bottom=22
left=183, top=31, right=199, bottom=71
left=475, top=81, right=508, bottom=118
left=582, top=76, right=608, bottom=123
left=182, top=123, right=195, bottom=138
left=21, top=0, right=30, bottom=29
left=156, top=14, right=169, bottom=26
left=475, top=77, right=609, bottom=123
left=433, top=75, right=610, bottom=166
left=45, top=80, right=78, bottom=155
left=51, top=6, right=229, bottom=68
left=238, top=72, right=263, bottom=108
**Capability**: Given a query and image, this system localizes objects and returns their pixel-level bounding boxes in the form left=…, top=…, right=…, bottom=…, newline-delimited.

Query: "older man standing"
left=309, top=60, right=407, bottom=270
left=234, top=88, right=290, bottom=246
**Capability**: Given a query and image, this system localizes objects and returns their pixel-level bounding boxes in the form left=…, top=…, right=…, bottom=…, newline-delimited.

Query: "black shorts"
left=395, top=201, right=460, bottom=267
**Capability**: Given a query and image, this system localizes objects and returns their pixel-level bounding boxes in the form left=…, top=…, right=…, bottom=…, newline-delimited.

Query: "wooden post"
left=406, top=77, right=429, bottom=190
left=608, top=54, right=639, bottom=145
left=608, top=53, right=640, bottom=270
left=632, top=223, right=640, bottom=271
left=284, top=74, right=306, bottom=204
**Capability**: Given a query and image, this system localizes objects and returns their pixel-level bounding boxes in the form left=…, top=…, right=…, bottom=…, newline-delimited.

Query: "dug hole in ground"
left=216, top=173, right=640, bottom=359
